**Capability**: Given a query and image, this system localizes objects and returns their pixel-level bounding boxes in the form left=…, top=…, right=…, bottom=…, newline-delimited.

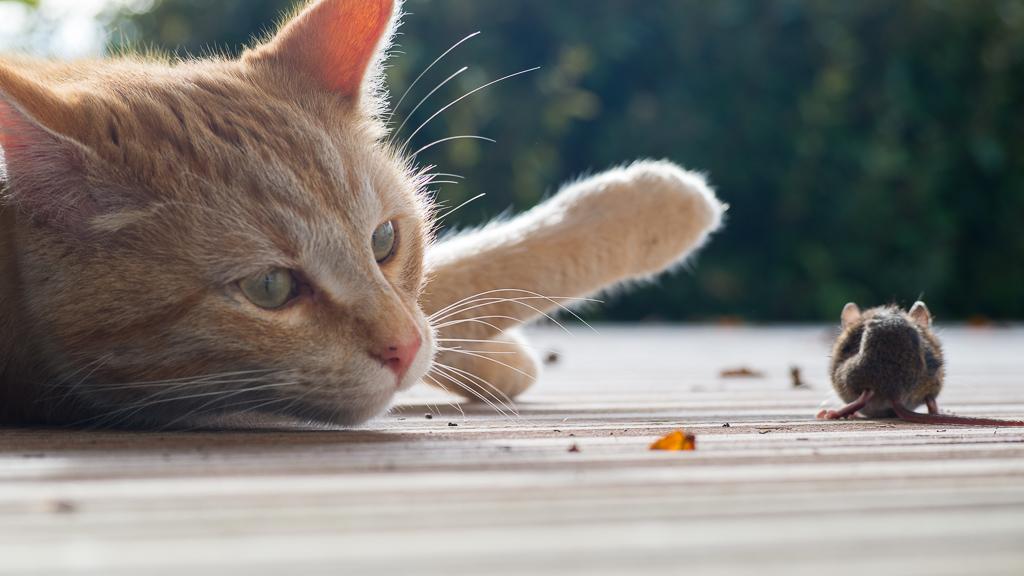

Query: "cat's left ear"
left=244, top=0, right=398, bottom=107
left=0, top=66, right=107, bottom=235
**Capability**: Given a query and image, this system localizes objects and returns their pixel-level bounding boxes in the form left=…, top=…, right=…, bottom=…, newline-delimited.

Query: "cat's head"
left=0, top=0, right=437, bottom=427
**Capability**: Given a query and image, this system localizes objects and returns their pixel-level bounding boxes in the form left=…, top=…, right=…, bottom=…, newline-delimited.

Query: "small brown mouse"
left=818, top=301, right=1024, bottom=426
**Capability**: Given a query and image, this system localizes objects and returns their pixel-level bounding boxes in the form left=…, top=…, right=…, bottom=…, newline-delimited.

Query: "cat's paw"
left=557, top=160, right=726, bottom=278
left=427, top=330, right=539, bottom=402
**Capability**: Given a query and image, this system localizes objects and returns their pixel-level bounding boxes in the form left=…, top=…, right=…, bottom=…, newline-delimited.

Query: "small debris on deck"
left=790, top=365, right=808, bottom=388
left=719, top=367, right=765, bottom=378
left=42, top=500, right=77, bottom=515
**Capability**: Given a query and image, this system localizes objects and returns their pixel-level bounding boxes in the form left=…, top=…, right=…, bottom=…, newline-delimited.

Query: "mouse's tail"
left=891, top=399, right=1024, bottom=427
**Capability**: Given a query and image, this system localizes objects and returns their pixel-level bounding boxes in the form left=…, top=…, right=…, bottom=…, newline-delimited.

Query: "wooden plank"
left=0, top=326, right=1021, bottom=575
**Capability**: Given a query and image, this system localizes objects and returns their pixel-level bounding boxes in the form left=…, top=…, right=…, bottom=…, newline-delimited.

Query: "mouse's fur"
left=829, top=301, right=1024, bottom=426
left=0, top=0, right=724, bottom=427
left=830, top=303, right=944, bottom=417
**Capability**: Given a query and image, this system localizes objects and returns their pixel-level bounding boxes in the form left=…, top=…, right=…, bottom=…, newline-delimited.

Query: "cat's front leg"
left=427, top=329, right=538, bottom=405
left=421, top=160, right=725, bottom=399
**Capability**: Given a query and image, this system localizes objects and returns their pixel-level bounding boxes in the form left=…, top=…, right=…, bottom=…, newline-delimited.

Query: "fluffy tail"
left=421, top=160, right=725, bottom=340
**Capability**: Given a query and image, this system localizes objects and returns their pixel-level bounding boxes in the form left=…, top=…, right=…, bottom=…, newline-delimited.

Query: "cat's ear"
left=841, top=302, right=862, bottom=328
left=0, top=65, right=103, bottom=233
left=244, top=0, right=398, bottom=105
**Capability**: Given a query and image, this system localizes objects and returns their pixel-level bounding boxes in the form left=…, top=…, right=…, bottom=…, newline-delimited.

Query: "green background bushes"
left=96, top=0, right=1024, bottom=320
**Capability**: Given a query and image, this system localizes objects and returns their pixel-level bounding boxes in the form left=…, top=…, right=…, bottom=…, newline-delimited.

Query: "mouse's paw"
left=817, top=408, right=869, bottom=421
left=817, top=409, right=845, bottom=420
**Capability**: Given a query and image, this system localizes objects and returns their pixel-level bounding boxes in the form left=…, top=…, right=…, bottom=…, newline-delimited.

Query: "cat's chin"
left=281, top=401, right=394, bottom=428
left=61, top=343, right=435, bottom=430
left=239, top=336, right=434, bottom=428
left=75, top=377, right=404, bottom=430
left=398, top=347, right=434, bottom=393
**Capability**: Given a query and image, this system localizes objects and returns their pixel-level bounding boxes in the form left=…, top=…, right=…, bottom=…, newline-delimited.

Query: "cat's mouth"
left=396, top=327, right=435, bottom=392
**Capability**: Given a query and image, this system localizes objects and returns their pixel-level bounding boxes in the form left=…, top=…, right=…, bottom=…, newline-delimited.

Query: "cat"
left=0, top=0, right=724, bottom=428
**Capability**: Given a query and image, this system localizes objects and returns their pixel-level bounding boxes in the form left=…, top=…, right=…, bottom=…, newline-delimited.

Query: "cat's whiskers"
left=438, top=348, right=536, bottom=386
left=432, top=361, right=520, bottom=416
left=438, top=346, right=518, bottom=356
left=430, top=363, right=520, bottom=420
left=434, top=315, right=521, bottom=330
left=434, top=300, right=576, bottom=335
left=412, top=136, right=496, bottom=160
left=430, top=295, right=600, bottom=333
left=44, top=371, right=286, bottom=409
left=428, top=288, right=600, bottom=324
left=432, top=317, right=506, bottom=334
left=446, top=397, right=467, bottom=419
left=393, top=66, right=469, bottom=139
left=37, top=368, right=283, bottom=406
left=42, top=354, right=113, bottom=410
left=78, top=379, right=300, bottom=429
left=433, top=193, right=486, bottom=222
left=71, top=372, right=285, bottom=393
left=174, top=395, right=298, bottom=432
left=95, top=378, right=295, bottom=428
left=409, top=380, right=472, bottom=420
left=62, top=369, right=290, bottom=426
left=421, top=375, right=454, bottom=417
left=437, top=338, right=521, bottom=346
left=400, top=67, right=542, bottom=152
left=423, top=174, right=462, bottom=184
left=424, top=375, right=499, bottom=421
left=385, top=31, right=482, bottom=127
left=421, top=171, right=469, bottom=187
left=425, top=367, right=517, bottom=421
left=167, top=377, right=321, bottom=431
left=429, top=289, right=514, bottom=320
left=156, top=378, right=303, bottom=430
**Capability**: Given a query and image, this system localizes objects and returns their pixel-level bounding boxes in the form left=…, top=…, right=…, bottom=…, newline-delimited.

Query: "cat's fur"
left=0, top=0, right=724, bottom=428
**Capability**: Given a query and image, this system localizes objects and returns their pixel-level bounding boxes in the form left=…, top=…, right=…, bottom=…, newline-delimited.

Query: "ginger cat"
left=0, top=0, right=724, bottom=428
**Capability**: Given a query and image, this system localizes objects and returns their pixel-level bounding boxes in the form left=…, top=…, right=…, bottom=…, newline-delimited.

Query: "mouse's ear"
left=841, top=303, right=861, bottom=328
left=909, top=301, right=932, bottom=328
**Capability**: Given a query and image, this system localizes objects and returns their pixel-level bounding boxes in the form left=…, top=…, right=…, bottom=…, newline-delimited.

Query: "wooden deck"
left=1, top=326, right=1023, bottom=575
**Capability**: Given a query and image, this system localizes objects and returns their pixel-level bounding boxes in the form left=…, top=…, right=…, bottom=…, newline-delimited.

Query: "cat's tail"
left=422, top=159, right=725, bottom=340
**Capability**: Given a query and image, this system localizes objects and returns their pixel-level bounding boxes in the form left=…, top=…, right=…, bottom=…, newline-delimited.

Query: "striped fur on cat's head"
left=0, top=0, right=436, bottom=426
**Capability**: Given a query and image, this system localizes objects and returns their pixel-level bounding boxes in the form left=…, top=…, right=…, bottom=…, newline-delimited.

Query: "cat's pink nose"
left=373, top=333, right=422, bottom=380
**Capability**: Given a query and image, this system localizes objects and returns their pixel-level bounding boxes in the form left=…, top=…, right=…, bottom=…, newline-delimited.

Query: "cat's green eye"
left=372, top=220, right=397, bottom=263
left=239, top=268, right=296, bottom=310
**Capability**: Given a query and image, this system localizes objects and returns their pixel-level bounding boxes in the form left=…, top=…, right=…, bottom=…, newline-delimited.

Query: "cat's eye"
left=239, top=268, right=297, bottom=310
left=372, top=220, right=397, bottom=263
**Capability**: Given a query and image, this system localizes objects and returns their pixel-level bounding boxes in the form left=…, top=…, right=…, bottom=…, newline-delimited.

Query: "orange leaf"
left=650, top=430, right=696, bottom=451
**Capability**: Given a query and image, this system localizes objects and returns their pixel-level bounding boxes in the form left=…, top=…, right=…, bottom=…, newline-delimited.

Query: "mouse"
left=818, top=301, right=1024, bottom=426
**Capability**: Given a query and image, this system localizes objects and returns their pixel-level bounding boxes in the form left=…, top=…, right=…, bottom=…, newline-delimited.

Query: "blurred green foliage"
left=107, top=0, right=1024, bottom=321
